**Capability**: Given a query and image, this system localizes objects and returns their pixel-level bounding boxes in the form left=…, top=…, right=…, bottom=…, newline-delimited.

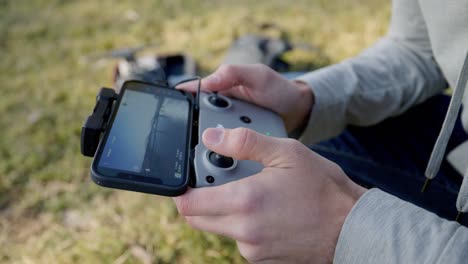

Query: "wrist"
left=326, top=177, right=367, bottom=262
left=287, top=80, right=315, bottom=135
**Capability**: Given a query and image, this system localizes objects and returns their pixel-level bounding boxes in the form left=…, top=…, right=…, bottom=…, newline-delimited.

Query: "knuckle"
left=218, top=64, right=236, bottom=77
left=283, top=138, right=306, bottom=157
left=238, top=243, right=265, bottom=262
left=231, top=128, right=257, bottom=159
left=237, top=186, right=263, bottom=214
left=252, top=63, right=268, bottom=70
left=237, top=221, right=262, bottom=245
left=218, top=64, right=241, bottom=86
left=254, top=63, right=275, bottom=80
left=284, top=137, right=301, bottom=147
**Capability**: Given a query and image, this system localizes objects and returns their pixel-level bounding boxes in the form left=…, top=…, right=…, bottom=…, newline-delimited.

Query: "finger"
left=184, top=215, right=240, bottom=240
left=174, top=80, right=197, bottom=92
left=176, top=64, right=272, bottom=98
left=173, top=186, right=233, bottom=216
left=173, top=181, right=252, bottom=216
left=175, top=80, right=210, bottom=93
left=202, top=127, right=291, bottom=167
left=175, top=79, right=240, bottom=98
left=185, top=215, right=260, bottom=244
left=174, top=76, right=244, bottom=97
left=201, top=64, right=270, bottom=92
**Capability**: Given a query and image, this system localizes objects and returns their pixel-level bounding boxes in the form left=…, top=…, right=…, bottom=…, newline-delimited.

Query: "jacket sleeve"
left=334, top=189, right=468, bottom=263
left=295, top=0, right=447, bottom=144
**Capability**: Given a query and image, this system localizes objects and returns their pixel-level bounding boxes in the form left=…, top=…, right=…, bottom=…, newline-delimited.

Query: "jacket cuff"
left=294, top=62, right=353, bottom=145
left=333, top=188, right=382, bottom=263
left=333, top=188, right=464, bottom=263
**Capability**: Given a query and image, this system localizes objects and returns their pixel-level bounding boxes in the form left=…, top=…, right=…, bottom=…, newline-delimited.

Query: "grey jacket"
left=296, top=0, right=468, bottom=263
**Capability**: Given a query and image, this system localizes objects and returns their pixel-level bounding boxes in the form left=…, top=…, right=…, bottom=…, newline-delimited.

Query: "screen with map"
left=96, top=85, right=190, bottom=186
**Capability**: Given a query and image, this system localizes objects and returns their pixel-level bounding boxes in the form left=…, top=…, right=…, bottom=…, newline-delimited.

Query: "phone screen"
left=94, top=82, right=191, bottom=187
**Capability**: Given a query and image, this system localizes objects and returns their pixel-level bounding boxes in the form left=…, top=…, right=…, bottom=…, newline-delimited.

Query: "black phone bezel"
left=90, top=80, right=194, bottom=197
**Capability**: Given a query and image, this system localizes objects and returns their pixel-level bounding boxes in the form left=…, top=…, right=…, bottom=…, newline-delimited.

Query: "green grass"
left=0, top=0, right=390, bottom=263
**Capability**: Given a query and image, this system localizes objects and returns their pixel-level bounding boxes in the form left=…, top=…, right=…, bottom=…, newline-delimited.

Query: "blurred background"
left=0, top=0, right=390, bottom=263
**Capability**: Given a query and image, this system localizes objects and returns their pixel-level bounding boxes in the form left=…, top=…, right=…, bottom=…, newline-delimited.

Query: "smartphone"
left=91, top=81, right=194, bottom=196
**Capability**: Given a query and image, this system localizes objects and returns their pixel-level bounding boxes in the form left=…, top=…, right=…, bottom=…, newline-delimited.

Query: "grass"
left=0, top=0, right=390, bottom=263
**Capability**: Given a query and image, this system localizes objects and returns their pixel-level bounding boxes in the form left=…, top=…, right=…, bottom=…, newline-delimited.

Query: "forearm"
left=295, top=37, right=447, bottom=144
left=334, top=189, right=468, bottom=263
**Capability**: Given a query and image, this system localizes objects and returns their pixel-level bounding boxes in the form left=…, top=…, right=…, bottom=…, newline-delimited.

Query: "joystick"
left=194, top=92, right=287, bottom=187
left=208, top=94, right=229, bottom=108
left=208, top=152, right=234, bottom=168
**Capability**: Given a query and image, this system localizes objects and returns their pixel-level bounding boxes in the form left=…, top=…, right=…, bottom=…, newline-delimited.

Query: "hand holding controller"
left=194, top=92, right=287, bottom=187
left=178, top=64, right=314, bottom=134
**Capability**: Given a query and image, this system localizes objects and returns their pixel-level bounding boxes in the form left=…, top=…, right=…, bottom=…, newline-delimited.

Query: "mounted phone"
left=82, top=80, right=195, bottom=196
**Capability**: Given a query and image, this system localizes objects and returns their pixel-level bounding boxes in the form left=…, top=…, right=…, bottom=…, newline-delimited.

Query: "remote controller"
left=194, top=93, right=287, bottom=187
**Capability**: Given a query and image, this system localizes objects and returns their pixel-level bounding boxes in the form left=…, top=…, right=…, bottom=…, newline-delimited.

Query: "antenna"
left=195, top=76, right=201, bottom=110
left=172, top=76, right=202, bottom=110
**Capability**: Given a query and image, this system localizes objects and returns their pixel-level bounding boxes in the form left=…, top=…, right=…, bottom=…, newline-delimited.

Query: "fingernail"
left=203, top=128, right=224, bottom=145
left=204, top=74, right=220, bottom=84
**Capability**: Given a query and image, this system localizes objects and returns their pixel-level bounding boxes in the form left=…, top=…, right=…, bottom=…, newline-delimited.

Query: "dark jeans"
left=310, top=94, right=468, bottom=226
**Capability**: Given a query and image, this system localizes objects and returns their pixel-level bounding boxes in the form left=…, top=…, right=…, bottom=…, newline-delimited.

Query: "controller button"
left=208, top=152, right=234, bottom=168
left=208, top=95, right=229, bottom=108
left=240, top=116, right=251, bottom=124
left=206, top=175, right=215, bottom=184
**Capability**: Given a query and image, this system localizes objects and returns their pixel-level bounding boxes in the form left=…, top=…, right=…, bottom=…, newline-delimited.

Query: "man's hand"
left=174, top=128, right=366, bottom=263
left=177, top=64, right=314, bottom=133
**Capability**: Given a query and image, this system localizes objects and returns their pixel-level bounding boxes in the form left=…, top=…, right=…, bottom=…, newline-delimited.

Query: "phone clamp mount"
left=81, top=87, right=118, bottom=158
left=80, top=78, right=200, bottom=159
